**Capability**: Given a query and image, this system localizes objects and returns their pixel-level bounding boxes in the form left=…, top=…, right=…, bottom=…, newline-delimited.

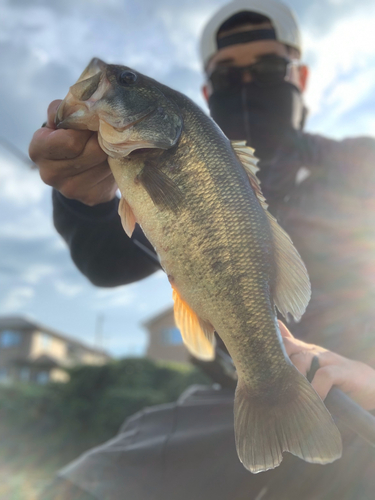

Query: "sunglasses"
left=208, top=55, right=299, bottom=91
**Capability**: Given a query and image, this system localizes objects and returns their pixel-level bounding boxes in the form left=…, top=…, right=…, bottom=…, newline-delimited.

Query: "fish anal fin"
left=118, top=197, right=136, bottom=238
left=172, top=287, right=215, bottom=361
left=234, top=365, right=342, bottom=473
left=231, top=141, right=311, bottom=321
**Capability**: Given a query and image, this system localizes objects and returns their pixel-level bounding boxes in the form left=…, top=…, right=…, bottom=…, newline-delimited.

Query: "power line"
left=0, top=137, right=37, bottom=169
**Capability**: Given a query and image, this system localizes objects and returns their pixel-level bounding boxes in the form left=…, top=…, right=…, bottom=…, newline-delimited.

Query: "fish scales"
left=56, top=58, right=343, bottom=473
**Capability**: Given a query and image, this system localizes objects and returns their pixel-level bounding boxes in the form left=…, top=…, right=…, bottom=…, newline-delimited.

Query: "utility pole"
left=95, top=314, right=105, bottom=349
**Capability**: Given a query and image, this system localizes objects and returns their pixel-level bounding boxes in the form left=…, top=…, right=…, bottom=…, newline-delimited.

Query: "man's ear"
left=202, top=84, right=210, bottom=103
left=299, top=65, right=309, bottom=93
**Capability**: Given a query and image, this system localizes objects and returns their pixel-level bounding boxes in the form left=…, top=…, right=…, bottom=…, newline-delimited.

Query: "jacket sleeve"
left=52, top=189, right=161, bottom=287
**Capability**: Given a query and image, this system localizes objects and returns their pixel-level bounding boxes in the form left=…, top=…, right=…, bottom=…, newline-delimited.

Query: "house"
left=144, top=306, right=190, bottom=364
left=0, top=316, right=112, bottom=384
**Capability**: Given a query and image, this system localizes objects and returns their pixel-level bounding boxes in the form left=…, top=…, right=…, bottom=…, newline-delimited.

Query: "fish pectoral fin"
left=234, top=365, right=342, bottom=473
left=172, top=287, right=215, bottom=361
left=231, top=141, right=311, bottom=321
left=118, top=197, right=137, bottom=238
left=139, top=162, right=184, bottom=213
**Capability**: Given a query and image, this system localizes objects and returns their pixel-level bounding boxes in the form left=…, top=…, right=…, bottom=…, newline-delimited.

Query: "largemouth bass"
left=56, top=58, right=342, bottom=473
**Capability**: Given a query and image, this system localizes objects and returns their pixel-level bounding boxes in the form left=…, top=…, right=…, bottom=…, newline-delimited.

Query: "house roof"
left=0, top=315, right=112, bottom=359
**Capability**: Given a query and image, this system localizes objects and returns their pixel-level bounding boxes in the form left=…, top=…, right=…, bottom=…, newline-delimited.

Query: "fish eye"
left=118, top=70, right=137, bottom=85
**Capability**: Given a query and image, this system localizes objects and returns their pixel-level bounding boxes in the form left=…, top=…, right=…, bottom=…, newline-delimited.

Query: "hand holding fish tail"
left=29, top=100, right=117, bottom=206
left=279, top=321, right=375, bottom=411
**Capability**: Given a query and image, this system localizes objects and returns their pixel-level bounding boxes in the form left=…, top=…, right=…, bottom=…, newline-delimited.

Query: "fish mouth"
left=55, top=97, right=155, bottom=134
left=55, top=70, right=108, bottom=130
left=55, top=102, right=90, bottom=130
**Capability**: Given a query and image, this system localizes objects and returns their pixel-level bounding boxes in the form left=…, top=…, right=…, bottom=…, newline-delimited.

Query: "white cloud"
left=324, top=67, right=375, bottom=120
left=0, top=152, right=46, bottom=207
left=22, top=263, right=56, bottom=284
left=0, top=209, right=54, bottom=240
left=303, top=5, right=375, bottom=136
left=49, top=238, right=67, bottom=251
left=54, top=280, right=85, bottom=297
left=94, top=286, right=138, bottom=309
left=1, top=286, right=35, bottom=312
left=158, top=5, right=217, bottom=73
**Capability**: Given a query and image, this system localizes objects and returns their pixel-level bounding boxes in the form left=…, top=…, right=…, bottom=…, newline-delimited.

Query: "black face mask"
left=208, top=81, right=307, bottom=162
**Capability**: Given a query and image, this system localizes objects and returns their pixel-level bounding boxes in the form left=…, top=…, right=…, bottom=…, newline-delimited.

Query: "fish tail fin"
left=234, top=367, right=342, bottom=474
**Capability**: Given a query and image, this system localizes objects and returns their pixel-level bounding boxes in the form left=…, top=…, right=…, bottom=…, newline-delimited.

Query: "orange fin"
left=118, top=197, right=136, bottom=238
left=172, top=288, right=215, bottom=361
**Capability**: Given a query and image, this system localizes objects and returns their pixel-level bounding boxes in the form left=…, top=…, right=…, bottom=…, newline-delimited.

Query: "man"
left=199, top=0, right=375, bottom=363
left=30, top=0, right=375, bottom=498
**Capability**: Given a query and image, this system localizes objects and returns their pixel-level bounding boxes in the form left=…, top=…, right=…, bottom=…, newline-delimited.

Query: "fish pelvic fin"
left=231, top=141, right=311, bottom=321
left=172, top=287, right=215, bottom=361
left=234, top=367, right=342, bottom=474
left=118, top=197, right=136, bottom=238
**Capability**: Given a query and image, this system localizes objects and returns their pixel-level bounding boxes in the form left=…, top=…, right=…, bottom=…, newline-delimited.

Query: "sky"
left=1, top=0, right=375, bottom=357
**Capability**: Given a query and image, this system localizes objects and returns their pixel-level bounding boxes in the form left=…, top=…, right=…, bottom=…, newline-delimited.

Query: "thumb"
left=46, top=100, right=63, bottom=129
left=278, top=320, right=294, bottom=339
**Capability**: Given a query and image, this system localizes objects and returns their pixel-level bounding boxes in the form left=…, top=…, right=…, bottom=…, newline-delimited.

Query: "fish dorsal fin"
left=231, top=140, right=267, bottom=208
left=118, top=197, right=136, bottom=238
left=232, top=141, right=311, bottom=321
left=172, top=287, right=215, bottom=361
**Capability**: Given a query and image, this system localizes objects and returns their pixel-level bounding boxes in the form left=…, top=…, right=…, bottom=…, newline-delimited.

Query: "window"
left=0, top=330, right=21, bottom=348
left=67, top=343, right=83, bottom=359
left=40, top=333, right=51, bottom=349
left=161, top=327, right=182, bottom=345
left=36, top=371, right=49, bottom=385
